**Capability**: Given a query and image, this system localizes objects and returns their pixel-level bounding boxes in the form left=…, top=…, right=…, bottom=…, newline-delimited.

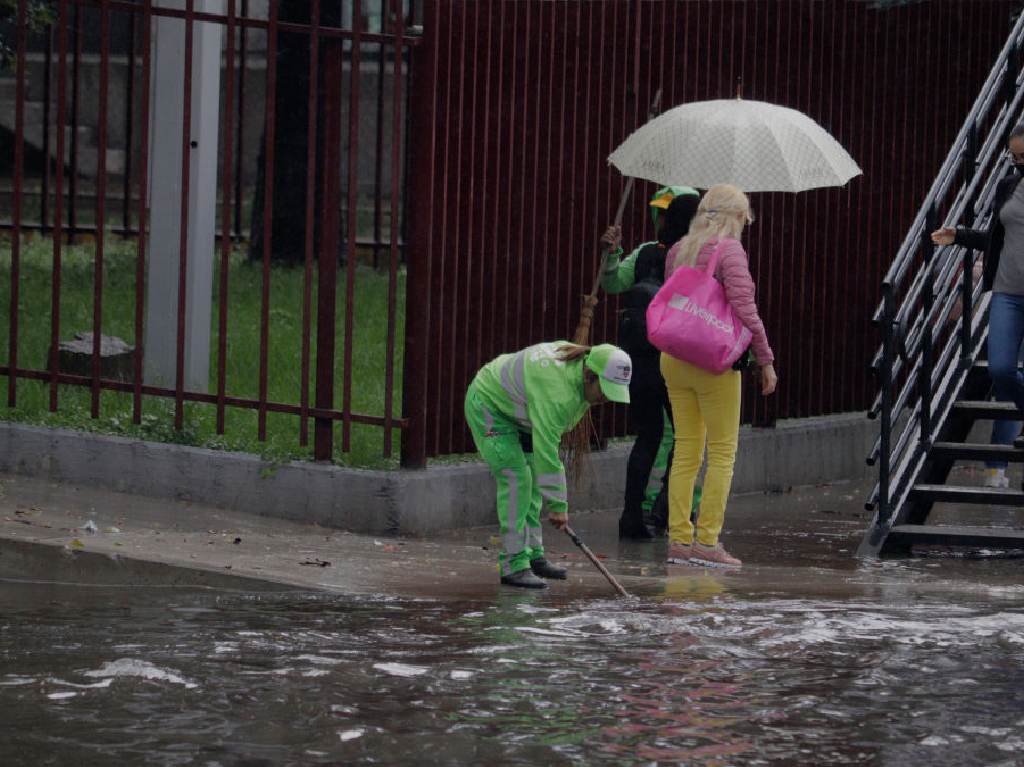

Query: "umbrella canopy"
left=607, top=98, right=862, bottom=193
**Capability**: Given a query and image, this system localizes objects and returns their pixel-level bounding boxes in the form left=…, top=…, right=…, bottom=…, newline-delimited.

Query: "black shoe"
left=1015, top=435, right=1024, bottom=451
left=500, top=568, right=548, bottom=589
left=618, top=518, right=655, bottom=540
left=529, top=557, right=567, bottom=580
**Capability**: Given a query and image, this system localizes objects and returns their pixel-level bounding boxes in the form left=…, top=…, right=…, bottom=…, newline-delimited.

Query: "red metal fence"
left=1, top=0, right=416, bottom=462
left=3, top=0, right=1019, bottom=469
left=401, top=0, right=1018, bottom=465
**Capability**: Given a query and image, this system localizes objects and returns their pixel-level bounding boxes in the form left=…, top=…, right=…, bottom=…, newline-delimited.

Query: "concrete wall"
left=0, top=414, right=875, bottom=536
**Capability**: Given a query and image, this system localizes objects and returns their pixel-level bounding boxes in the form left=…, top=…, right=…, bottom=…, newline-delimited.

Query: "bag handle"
left=703, top=239, right=729, bottom=277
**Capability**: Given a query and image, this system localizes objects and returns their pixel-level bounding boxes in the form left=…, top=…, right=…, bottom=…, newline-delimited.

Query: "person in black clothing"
left=600, top=187, right=700, bottom=539
left=932, top=124, right=1024, bottom=455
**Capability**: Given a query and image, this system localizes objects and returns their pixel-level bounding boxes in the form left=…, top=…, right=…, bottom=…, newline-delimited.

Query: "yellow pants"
left=660, top=354, right=741, bottom=547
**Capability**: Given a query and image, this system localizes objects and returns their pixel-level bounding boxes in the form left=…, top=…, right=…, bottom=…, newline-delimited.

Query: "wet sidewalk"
left=0, top=471, right=874, bottom=597
left=0, top=469, right=958, bottom=603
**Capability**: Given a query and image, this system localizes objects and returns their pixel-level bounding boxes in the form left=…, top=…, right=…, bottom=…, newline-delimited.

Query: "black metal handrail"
left=875, top=11, right=1024, bottom=302
left=864, top=11, right=1024, bottom=544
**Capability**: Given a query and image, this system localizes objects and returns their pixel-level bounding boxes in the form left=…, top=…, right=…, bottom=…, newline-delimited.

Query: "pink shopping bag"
left=645, top=240, right=752, bottom=373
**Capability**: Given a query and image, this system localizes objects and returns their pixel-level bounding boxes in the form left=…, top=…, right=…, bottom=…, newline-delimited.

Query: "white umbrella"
left=607, top=98, right=862, bottom=193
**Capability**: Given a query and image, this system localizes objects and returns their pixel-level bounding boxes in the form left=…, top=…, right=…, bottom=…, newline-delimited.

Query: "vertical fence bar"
left=315, top=42, right=343, bottom=462
left=462, top=0, right=481, bottom=395
left=91, top=0, right=111, bottom=419
left=444, top=2, right=466, bottom=452
left=373, top=20, right=386, bottom=267
left=8, top=0, right=27, bottom=407
left=400, top=0, right=439, bottom=468
left=133, top=0, right=153, bottom=424
left=477, top=0, right=494, bottom=362
left=257, top=0, right=279, bottom=441
left=918, top=204, right=937, bottom=449
left=382, top=0, right=405, bottom=458
left=341, top=0, right=363, bottom=453
left=299, top=0, right=320, bottom=446
left=233, top=0, right=248, bottom=238
left=50, top=0, right=68, bottom=412
left=217, top=0, right=237, bottom=435
left=123, top=11, right=136, bottom=230
left=41, top=25, right=53, bottom=233
left=68, top=2, right=81, bottom=241
left=174, top=0, right=195, bottom=431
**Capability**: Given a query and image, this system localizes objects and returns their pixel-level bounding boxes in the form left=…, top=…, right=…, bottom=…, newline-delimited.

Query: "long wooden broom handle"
left=578, top=87, right=665, bottom=331
left=564, top=526, right=630, bottom=598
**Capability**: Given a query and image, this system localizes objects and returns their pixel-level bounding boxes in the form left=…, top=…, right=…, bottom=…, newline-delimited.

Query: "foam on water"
left=83, top=659, right=197, bottom=689
left=373, top=662, right=429, bottom=677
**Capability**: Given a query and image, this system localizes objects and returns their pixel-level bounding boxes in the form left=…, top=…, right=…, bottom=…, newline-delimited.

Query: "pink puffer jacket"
left=665, top=237, right=774, bottom=365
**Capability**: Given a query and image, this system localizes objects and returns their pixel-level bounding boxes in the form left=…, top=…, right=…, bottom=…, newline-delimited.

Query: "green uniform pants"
left=465, top=383, right=544, bottom=577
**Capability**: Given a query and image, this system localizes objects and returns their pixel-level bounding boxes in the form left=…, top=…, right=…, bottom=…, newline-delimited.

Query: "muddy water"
left=2, top=562, right=1024, bottom=766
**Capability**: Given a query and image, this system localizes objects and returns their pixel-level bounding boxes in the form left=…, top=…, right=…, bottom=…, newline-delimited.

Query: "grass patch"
left=0, top=235, right=406, bottom=468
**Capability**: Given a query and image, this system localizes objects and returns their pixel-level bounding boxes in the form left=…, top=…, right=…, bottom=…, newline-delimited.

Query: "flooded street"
left=3, top=553, right=1024, bottom=765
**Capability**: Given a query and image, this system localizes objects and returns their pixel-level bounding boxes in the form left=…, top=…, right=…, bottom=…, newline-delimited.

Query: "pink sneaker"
left=666, top=542, right=693, bottom=564
left=689, top=542, right=742, bottom=568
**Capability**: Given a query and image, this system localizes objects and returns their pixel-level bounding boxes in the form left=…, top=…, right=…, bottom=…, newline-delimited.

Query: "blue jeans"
left=986, top=292, right=1024, bottom=468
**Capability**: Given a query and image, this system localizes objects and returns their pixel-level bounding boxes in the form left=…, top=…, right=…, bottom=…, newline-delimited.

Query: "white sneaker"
left=983, top=468, right=1009, bottom=489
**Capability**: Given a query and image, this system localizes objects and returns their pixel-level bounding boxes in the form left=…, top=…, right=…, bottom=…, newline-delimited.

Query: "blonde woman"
left=661, top=185, right=777, bottom=568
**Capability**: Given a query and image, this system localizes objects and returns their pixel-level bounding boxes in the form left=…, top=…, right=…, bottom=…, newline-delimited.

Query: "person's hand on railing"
left=931, top=226, right=956, bottom=246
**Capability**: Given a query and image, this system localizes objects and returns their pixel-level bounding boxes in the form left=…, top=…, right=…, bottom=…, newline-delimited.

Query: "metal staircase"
left=860, top=12, right=1024, bottom=557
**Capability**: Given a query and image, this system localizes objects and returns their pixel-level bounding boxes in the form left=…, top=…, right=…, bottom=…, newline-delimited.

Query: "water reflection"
left=2, top=577, right=1024, bottom=765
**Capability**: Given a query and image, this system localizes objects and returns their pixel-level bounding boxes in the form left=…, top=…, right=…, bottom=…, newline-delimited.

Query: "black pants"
left=620, top=353, right=672, bottom=529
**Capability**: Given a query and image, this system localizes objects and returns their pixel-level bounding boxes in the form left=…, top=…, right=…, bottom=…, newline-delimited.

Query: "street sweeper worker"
left=465, top=341, right=632, bottom=589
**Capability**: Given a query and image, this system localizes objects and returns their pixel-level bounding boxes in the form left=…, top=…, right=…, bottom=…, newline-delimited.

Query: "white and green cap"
left=586, top=344, right=632, bottom=403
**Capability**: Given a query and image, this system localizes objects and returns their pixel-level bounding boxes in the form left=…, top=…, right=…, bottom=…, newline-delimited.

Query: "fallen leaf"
left=68, top=539, right=85, bottom=549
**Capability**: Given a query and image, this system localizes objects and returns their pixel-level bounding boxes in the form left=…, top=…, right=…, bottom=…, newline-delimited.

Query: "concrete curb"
left=0, top=415, right=874, bottom=535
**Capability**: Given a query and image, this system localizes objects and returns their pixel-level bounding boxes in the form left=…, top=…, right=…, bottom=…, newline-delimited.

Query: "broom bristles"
left=562, top=410, right=596, bottom=489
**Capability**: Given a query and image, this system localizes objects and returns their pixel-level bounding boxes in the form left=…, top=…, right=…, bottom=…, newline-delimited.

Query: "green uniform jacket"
left=600, top=242, right=657, bottom=294
left=471, top=342, right=590, bottom=515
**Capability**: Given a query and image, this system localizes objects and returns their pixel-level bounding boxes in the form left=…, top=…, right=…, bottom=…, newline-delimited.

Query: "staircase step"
left=910, top=484, right=1024, bottom=506
left=930, top=442, right=1024, bottom=462
left=951, top=400, right=1020, bottom=420
left=888, top=524, right=1024, bottom=549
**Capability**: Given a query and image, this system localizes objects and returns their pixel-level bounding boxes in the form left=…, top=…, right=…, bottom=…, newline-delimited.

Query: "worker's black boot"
left=618, top=516, right=655, bottom=540
left=530, top=557, right=567, bottom=580
left=500, top=568, right=548, bottom=589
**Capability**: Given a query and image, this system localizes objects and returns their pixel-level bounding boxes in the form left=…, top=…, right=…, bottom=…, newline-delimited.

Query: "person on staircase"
left=948, top=257, right=1022, bottom=488
left=932, top=123, right=1024, bottom=474
left=465, top=341, right=633, bottom=588
left=599, top=186, right=701, bottom=540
